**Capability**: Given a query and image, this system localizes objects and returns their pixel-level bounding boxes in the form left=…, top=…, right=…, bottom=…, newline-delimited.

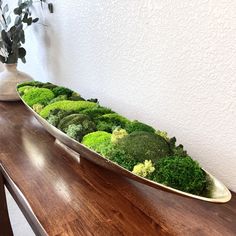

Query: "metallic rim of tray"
left=18, top=92, right=232, bottom=203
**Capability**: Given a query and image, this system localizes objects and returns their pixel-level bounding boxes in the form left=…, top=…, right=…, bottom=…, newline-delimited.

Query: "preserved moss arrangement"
left=17, top=81, right=216, bottom=197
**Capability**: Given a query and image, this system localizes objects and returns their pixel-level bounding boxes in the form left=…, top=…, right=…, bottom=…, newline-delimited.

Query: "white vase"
left=0, top=63, right=33, bottom=101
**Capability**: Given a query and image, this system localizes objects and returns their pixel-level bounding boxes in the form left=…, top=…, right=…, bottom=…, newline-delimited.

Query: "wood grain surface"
left=0, top=101, right=235, bottom=236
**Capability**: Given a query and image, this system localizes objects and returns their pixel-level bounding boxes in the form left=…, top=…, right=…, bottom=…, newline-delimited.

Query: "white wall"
left=15, top=1, right=236, bottom=191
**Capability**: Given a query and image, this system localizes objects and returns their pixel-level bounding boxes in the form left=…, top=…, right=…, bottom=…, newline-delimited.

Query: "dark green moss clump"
left=52, top=86, right=73, bottom=97
left=58, top=114, right=96, bottom=141
left=150, top=156, right=207, bottom=195
left=115, top=131, right=170, bottom=164
left=79, top=106, right=114, bottom=120
left=125, top=120, right=155, bottom=134
left=96, top=113, right=130, bottom=132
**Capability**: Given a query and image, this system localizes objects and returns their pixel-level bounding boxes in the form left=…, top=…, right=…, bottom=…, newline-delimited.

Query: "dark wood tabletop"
left=0, top=101, right=235, bottom=236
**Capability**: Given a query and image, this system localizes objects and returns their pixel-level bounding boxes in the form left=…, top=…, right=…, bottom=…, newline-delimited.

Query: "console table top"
left=0, top=101, right=235, bottom=236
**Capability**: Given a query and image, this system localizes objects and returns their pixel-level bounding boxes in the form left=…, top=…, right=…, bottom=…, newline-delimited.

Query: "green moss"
left=32, top=103, right=44, bottom=113
left=96, top=113, right=130, bottom=132
left=46, top=109, right=74, bottom=127
left=48, top=95, right=68, bottom=104
left=132, top=160, right=155, bottom=178
left=18, top=86, right=35, bottom=95
left=168, top=137, right=188, bottom=157
left=79, top=106, right=114, bottom=119
left=58, top=114, right=95, bottom=131
left=115, top=131, right=170, bottom=164
left=82, top=131, right=112, bottom=156
left=22, top=88, right=55, bottom=107
left=52, top=86, right=73, bottom=97
left=39, top=101, right=97, bottom=118
left=125, top=120, right=155, bottom=134
left=17, top=80, right=44, bottom=88
left=111, top=128, right=128, bottom=143
left=150, top=156, right=206, bottom=195
left=105, top=148, right=138, bottom=171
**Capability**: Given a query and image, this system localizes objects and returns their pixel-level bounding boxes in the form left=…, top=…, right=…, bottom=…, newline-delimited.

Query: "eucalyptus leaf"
left=3, top=4, right=9, bottom=14
left=6, top=16, right=11, bottom=25
left=14, top=15, right=21, bottom=25
left=21, top=56, right=26, bottom=63
left=14, top=7, right=22, bottom=15
left=32, top=18, right=39, bottom=23
left=18, top=47, right=26, bottom=58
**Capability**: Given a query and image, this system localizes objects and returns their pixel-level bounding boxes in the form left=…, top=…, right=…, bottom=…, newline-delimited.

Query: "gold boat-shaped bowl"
left=19, top=96, right=232, bottom=203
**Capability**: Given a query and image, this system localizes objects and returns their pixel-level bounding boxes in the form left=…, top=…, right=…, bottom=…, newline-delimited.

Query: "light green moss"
left=22, top=88, right=55, bottom=107
left=39, top=100, right=97, bottom=118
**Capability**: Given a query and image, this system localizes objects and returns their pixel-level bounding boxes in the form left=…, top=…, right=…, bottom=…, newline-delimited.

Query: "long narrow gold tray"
left=19, top=96, right=232, bottom=203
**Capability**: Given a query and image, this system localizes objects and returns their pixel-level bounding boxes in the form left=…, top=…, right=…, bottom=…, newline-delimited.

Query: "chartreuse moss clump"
left=22, top=88, right=55, bottom=107
left=18, top=86, right=35, bottom=95
left=82, top=131, right=112, bottom=156
left=125, top=120, right=155, bottom=134
left=111, top=128, right=128, bottom=143
left=132, top=160, right=155, bottom=178
left=150, top=156, right=206, bottom=195
left=96, top=113, right=130, bottom=132
left=39, top=101, right=97, bottom=118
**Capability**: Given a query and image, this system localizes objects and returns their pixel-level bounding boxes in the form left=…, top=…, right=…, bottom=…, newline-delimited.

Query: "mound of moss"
left=17, top=80, right=44, bottom=88
left=48, top=95, right=68, bottom=104
left=39, top=101, right=97, bottom=118
left=57, top=114, right=96, bottom=141
left=151, top=156, right=206, bottom=195
left=46, top=109, right=74, bottom=127
left=96, top=113, right=130, bottom=132
left=114, top=131, right=170, bottom=164
left=52, top=86, right=74, bottom=97
left=125, top=120, right=155, bottom=134
left=22, top=88, right=55, bottom=107
left=79, top=106, right=114, bottom=119
left=82, top=131, right=112, bottom=156
left=18, top=85, right=35, bottom=95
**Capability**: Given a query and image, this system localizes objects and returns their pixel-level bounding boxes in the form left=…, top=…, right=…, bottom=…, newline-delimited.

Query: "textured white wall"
left=15, top=1, right=236, bottom=191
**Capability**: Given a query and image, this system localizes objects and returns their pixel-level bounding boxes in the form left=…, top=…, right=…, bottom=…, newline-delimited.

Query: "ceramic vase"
left=0, top=63, right=33, bottom=101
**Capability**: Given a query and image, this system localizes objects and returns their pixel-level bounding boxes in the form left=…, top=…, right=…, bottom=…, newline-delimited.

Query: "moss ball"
left=151, top=156, right=207, bottom=195
left=22, top=87, right=55, bottom=107
left=116, top=131, right=170, bottom=164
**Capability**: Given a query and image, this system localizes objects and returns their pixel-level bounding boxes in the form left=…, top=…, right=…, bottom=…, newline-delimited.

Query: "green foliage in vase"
left=0, top=0, right=53, bottom=64
left=96, top=113, right=130, bottom=133
left=82, top=131, right=112, bottom=156
left=150, top=156, right=207, bottom=195
left=125, top=120, right=155, bottom=134
left=22, top=87, right=55, bottom=106
left=39, top=100, right=97, bottom=118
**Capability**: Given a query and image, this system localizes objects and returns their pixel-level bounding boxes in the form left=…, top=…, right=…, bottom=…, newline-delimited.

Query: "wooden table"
left=0, top=101, right=236, bottom=236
